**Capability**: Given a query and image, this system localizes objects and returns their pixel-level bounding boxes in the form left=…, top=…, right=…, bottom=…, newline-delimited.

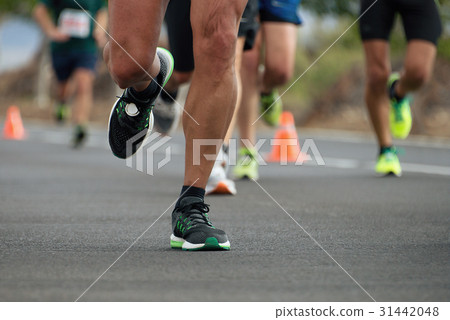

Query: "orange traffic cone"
left=2, top=106, right=26, bottom=140
left=266, top=111, right=307, bottom=164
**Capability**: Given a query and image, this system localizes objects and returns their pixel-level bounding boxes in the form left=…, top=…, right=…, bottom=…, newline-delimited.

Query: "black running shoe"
left=171, top=196, right=230, bottom=251
left=108, top=47, right=174, bottom=159
left=72, top=125, right=87, bottom=148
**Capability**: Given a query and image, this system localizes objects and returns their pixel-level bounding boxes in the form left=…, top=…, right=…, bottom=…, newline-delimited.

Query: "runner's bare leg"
left=72, top=69, right=94, bottom=125
left=104, top=0, right=168, bottom=91
left=183, top=0, right=247, bottom=187
left=395, top=40, right=437, bottom=97
left=261, top=22, right=297, bottom=93
left=238, top=31, right=261, bottom=147
left=363, top=40, right=392, bottom=147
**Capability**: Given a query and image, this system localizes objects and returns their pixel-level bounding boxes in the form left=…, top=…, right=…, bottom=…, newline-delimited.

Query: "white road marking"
left=21, top=127, right=450, bottom=176
left=299, top=128, right=450, bottom=150
left=400, top=163, right=450, bottom=176
left=324, top=157, right=450, bottom=177
left=26, top=127, right=184, bottom=155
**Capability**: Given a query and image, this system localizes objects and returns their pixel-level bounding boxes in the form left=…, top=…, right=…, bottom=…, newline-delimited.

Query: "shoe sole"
left=158, top=47, right=175, bottom=88
left=233, top=173, right=259, bottom=181
left=376, top=171, right=402, bottom=177
left=170, top=234, right=230, bottom=251
left=153, top=98, right=182, bottom=136
left=158, top=48, right=178, bottom=135
left=107, top=47, right=174, bottom=159
left=206, top=180, right=237, bottom=195
left=375, top=167, right=402, bottom=177
left=386, top=172, right=401, bottom=177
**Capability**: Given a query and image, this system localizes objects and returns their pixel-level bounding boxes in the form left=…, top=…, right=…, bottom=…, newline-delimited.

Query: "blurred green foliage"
left=302, top=0, right=359, bottom=17
left=437, top=37, right=450, bottom=60
left=284, top=0, right=450, bottom=112
left=302, top=0, right=449, bottom=60
left=0, top=0, right=37, bottom=16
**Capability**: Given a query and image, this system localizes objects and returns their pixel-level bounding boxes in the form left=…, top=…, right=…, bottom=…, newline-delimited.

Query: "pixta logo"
left=126, top=131, right=172, bottom=175
left=125, top=133, right=325, bottom=176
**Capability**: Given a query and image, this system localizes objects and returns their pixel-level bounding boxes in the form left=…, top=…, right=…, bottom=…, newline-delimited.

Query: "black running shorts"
left=164, top=0, right=260, bottom=72
left=165, top=0, right=194, bottom=72
left=239, top=0, right=260, bottom=51
left=359, top=0, right=442, bottom=45
left=51, top=51, right=97, bottom=82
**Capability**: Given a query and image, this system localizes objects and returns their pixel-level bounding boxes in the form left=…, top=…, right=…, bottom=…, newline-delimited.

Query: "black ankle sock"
left=389, top=80, right=405, bottom=101
left=130, top=79, right=161, bottom=102
left=160, top=89, right=178, bottom=103
left=380, top=145, right=394, bottom=155
left=176, top=185, right=205, bottom=208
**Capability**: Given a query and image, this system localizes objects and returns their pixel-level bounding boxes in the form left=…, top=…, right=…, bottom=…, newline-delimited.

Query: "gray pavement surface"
left=1, top=123, right=449, bottom=301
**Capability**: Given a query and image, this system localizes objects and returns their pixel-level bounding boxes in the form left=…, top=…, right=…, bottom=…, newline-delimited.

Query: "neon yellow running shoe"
left=388, top=73, right=412, bottom=139
left=375, top=147, right=402, bottom=177
left=260, top=89, right=282, bottom=126
left=55, top=103, right=69, bottom=123
left=233, top=147, right=259, bottom=180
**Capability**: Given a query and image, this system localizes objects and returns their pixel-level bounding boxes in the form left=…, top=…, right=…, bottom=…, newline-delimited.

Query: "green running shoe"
left=55, top=103, right=69, bottom=123
left=171, top=196, right=230, bottom=251
left=260, top=89, right=282, bottom=126
left=233, top=147, right=259, bottom=180
left=388, top=73, right=412, bottom=139
left=108, top=47, right=174, bottom=159
left=375, top=147, right=402, bottom=177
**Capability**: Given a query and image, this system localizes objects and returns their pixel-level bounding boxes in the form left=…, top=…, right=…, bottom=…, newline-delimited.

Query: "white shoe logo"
left=125, top=103, right=139, bottom=116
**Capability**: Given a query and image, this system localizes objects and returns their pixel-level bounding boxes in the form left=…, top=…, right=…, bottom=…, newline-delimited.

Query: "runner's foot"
left=375, top=146, right=402, bottom=177
left=233, top=147, right=259, bottom=180
left=388, top=73, right=412, bottom=139
left=55, top=103, right=69, bottom=124
left=108, top=48, right=174, bottom=159
left=206, top=147, right=236, bottom=195
left=171, top=196, right=230, bottom=251
left=260, top=89, right=282, bottom=126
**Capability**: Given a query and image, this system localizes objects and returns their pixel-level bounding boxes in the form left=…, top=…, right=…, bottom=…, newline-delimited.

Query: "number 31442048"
left=380, top=306, right=439, bottom=317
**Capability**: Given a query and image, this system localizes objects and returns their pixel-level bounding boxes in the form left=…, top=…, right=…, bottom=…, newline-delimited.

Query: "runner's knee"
left=194, top=18, right=237, bottom=77
left=108, top=46, right=157, bottom=89
left=76, top=78, right=93, bottom=95
left=74, top=70, right=93, bottom=93
left=403, top=64, right=431, bottom=88
left=241, top=49, right=258, bottom=75
left=265, top=64, right=293, bottom=86
left=367, top=65, right=390, bottom=89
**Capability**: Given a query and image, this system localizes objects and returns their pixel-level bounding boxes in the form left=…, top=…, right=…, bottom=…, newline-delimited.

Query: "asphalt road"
left=1, top=123, right=449, bottom=301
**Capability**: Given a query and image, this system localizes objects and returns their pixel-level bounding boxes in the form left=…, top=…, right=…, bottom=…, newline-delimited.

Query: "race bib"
left=58, top=9, right=91, bottom=38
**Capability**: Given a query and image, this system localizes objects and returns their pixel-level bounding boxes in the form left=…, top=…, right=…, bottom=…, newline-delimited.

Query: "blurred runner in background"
left=33, top=0, right=107, bottom=148
left=360, top=0, right=442, bottom=176
left=233, top=0, right=302, bottom=181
